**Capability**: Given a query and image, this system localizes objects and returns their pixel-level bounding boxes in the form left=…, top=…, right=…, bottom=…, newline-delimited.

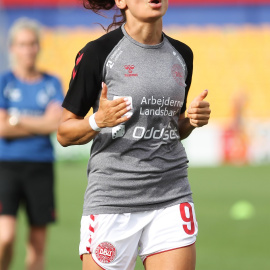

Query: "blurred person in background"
left=0, top=18, right=63, bottom=270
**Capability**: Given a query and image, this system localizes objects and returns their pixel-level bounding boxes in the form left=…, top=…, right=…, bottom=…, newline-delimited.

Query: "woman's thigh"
left=144, top=243, right=196, bottom=270
left=82, top=254, right=105, bottom=270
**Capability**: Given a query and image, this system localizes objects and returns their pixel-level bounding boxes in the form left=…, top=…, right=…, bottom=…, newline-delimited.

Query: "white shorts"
left=79, top=202, right=198, bottom=270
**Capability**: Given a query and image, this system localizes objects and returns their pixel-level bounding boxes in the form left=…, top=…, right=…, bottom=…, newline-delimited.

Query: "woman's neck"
left=124, top=19, right=163, bottom=45
left=13, top=65, right=42, bottom=83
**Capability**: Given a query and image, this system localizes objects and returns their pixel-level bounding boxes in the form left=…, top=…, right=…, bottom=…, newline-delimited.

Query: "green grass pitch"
left=10, top=162, right=270, bottom=270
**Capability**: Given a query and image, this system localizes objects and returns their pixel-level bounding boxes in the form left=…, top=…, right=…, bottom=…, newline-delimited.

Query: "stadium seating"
left=37, top=25, right=270, bottom=120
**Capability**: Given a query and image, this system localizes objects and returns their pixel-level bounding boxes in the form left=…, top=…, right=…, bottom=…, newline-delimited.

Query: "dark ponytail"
left=83, top=0, right=126, bottom=32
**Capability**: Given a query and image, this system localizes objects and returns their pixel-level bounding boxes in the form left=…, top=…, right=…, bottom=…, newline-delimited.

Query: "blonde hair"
left=8, top=17, right=41, bottom=46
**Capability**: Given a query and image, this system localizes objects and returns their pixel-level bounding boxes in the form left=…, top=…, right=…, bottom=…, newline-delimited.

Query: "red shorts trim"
left=143, top=241, right=196, bottom=264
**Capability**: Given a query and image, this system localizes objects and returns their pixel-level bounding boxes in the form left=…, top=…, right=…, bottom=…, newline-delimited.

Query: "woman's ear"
left=115, top=0, right=127, bottom=10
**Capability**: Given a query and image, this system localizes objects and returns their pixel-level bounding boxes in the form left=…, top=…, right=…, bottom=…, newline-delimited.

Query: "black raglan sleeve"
left=165, top=35, right=194, bottom=114
left=180, top=47, right=193, bottom=114
left=62, top=28, right=124, bottom=117
left=62, top=42, right=101, bottom=117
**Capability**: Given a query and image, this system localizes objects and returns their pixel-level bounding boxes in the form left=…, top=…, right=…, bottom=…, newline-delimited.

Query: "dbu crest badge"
left=95, top=242, right=117, bottom=263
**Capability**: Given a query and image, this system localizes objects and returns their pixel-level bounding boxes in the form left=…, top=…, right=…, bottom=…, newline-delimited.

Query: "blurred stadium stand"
left=1, top=0, right=270, bottom=27
left=1, top=0, right=270, bottom=164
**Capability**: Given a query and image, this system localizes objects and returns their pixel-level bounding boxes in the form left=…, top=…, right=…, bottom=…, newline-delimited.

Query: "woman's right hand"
left=57, top=83, right=132, bottom=147
left=95, top=83, right=132, bottom=128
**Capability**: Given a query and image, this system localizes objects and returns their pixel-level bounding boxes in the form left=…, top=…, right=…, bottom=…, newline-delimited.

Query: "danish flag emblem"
left=124, top=65, right=135, bottom=73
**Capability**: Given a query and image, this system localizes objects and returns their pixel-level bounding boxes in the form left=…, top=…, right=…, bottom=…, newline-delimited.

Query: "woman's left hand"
left=187, top=90, right=211, bottom=128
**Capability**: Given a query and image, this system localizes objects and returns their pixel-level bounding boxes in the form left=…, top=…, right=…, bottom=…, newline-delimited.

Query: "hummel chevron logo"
left=124, top=65, right=135, bottom=73
left=76, top=52, right=84, bottom=66
left=124, top=65, right=138, bottom=77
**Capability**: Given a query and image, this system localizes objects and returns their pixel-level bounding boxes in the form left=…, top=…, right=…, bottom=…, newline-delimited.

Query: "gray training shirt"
left=63, top=24, right=194, bottom=215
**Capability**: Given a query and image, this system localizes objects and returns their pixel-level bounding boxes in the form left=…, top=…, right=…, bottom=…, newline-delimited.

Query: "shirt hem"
left=82, top=196, right=193, bottom=215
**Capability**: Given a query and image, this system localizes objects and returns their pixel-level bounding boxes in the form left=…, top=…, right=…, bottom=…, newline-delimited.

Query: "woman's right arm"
left=57, top=84, right=132, bottom=147
left=57, top=109, right=97, bottom=147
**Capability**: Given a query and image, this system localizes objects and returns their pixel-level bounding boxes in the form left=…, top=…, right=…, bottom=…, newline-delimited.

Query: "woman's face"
left=123, top=0, right=168, bottom=23
left=10, top=28, right=40, bottom=69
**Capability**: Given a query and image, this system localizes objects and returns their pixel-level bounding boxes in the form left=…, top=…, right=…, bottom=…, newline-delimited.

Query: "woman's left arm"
left=178, top=90, right=211, bottom=140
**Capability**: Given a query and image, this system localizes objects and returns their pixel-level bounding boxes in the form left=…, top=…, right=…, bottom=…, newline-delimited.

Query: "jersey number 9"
left=180, top=203, right=195, bottom=235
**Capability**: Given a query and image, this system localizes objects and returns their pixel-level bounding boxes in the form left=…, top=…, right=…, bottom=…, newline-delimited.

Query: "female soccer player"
left=58, top=0, right=211, bottom=269
left=0, top=18, right=63, bottom=270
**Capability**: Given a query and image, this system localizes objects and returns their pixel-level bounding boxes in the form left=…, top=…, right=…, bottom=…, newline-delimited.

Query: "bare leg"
left=144, top=243, right=196, bottom=270
left=25, top=226, right=47, bottom=270
left=82, top=254, right=104, bottom=270
left=0, top=216, right=16, bottom=270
